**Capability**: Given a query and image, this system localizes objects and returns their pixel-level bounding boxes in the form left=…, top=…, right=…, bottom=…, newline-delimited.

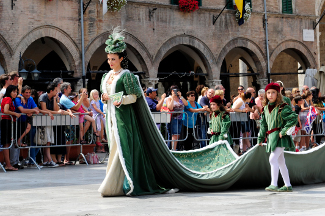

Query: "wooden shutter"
left=282, top=0, right=293, bottom=14
left=197, top=0, right=202, bottom=7
left=171, top=0, right=179, bottom=5
left=226, top=0, right=234, bottom=10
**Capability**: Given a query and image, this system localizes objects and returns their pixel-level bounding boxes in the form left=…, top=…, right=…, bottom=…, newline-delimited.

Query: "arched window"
left=171, top=0, right=202, bottom=7
left=282, top=0, right=293, bottom=14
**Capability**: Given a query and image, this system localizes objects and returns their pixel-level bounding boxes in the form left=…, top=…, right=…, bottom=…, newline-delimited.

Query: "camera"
left=172, top=89, right=178, bottom=95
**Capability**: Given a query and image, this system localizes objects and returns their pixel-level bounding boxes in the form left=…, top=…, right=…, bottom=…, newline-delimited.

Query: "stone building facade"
left=0, top=0, right=324, bottom=98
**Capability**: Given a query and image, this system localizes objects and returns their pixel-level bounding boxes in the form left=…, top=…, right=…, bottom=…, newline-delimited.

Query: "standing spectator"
left=246, top=87, right=259, bottom=145
left=39, top=83, right=73, bottom=168
left=276, top=81, right=291, bottom=105
left=302, top=85, right=309, bottom=95
left=232, top=92, right=252, bottom=153
left=90, top=89, right=106, bottom=152
left=0, top=74, right=13, bottom=102
left=180, top=91, right=207, bottom=150
left=293, top=96, right=303, bottom=150
left=145, top=87, right=166, bottom=129
left=198, top=88, right=215, bottom=147
left=255, top=89, right=265, bottom=114
left=233, top=85, right=245, bottom=103
left=198, top=87, right=208, bottom=104
left=299, top=91, right=313, bottom=151
left=215, top=84, right=231, bottom=108
left=8, top=71, right=23, bottom=94
left=292, top=88, right=300, bottom=97
left=195, top=84, right=205, bottom=102
left=166, top=85, right=188, bottom=150
left=1, top=85, right=21, bottom=171
left=14, top=85, right=54, bottom=168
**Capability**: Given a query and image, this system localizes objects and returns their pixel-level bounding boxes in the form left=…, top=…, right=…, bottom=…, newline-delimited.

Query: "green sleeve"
left=122, top=72, right=142, bottom=98
left=283, top=96, right=291, bottom=106
left=257, top=112, right=267, bottom=143
left=220, top=114, right=231, bottom=139
left=280, top=105, right=298, bottom=136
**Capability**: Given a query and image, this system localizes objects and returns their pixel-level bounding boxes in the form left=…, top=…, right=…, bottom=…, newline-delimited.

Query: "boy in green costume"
left=258, top=82, right=298, bottom=192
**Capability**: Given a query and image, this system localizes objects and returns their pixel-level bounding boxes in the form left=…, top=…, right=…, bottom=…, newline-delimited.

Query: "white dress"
left=98, top=71, right=138, bottom=197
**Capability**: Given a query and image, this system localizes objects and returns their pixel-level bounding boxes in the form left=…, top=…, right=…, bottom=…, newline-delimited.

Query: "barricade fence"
left=1, top=111, right=325, bottom=172
left=0, top=112, right=107, bottom=172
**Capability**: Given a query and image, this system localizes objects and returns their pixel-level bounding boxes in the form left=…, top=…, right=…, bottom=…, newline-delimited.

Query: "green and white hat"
left=105, top=27, right=127, bottom=54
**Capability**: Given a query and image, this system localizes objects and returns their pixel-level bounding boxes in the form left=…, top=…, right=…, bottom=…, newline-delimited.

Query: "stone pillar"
left=206, top=79, right=222, bottom=89
left=257, top=79, right=270, bottom=90
left=239, top=59, right=248, bottom=89
left=142, top=78, right=159, bottom=88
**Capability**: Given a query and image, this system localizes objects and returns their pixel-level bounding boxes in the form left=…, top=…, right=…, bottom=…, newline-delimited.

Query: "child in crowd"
left=70, top=93, right=100, bottom=145
left=258, top=83, right=297, bottom=192
left=1, top=85, right=21, bottom=171
left=208, top=95, right=233, bottom=147
left=293, top=96, right=303, bottom=150
left=90, top=90, right=106, bottom=153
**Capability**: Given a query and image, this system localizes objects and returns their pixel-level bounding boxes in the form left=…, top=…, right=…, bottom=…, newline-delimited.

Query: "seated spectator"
left=90, top=89, right=106, bottom=152
left=232, top=92, right=252, bottom=153
left=14, top=85, right=54, bottom=168
left=1, top=85, right=21, bottom=171
left=180, top=91, right=208, bottom=150
left=166, top=85, right=188, bottom=150
left=293, top=96, right=303, bottom=150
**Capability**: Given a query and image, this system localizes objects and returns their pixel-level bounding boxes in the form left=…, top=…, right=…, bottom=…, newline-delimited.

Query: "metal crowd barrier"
left=0, top=112, right=106, bottom=172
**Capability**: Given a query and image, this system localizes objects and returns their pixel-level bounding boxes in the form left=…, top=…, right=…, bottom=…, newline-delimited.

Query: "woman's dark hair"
left=117, top=50, right=129, bottom=69
left=240, top=92, right=252, bottom=100
left=31, top=89, right=39, bottom=105
left=186, top=91, right=196, bottom=98
left=4, top=85, right=18, bottom=99
left=218, top=103, right=226, bottom=112
left=294, top=96, right=303, bottom=104
left=311, top=88, right=320, bottom=104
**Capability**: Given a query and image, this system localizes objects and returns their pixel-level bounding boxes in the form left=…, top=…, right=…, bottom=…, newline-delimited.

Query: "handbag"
left=34, top=127, right=48, bottom=145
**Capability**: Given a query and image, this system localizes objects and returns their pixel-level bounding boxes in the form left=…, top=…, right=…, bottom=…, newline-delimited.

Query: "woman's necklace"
left=110, top=68, right=123, bottom=80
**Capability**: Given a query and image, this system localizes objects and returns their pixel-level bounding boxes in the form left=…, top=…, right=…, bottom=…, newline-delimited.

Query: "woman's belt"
left=265, top=127, right=280, bottom=142
left=211, top=132, right=221, bottom=136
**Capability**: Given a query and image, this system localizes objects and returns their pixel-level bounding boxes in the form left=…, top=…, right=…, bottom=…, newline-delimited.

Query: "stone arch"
left=153, top=35, right=216, bottom=79
left=318, top=0, right=325, bottom=16
left=0, top=34, right=13, bottom=73
left=11, top=25, right=80, bottom=75
left=269, top=40, right=317, bottom=71
left=216, top=37, right=267, bottom=79
left=85, top=31, right=151, bottom=76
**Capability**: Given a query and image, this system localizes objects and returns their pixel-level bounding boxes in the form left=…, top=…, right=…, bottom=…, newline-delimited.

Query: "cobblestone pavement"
left=1, top=154, right=325, bottom=216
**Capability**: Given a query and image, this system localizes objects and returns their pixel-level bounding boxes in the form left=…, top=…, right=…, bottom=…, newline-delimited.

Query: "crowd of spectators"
left=144, top=81, right=325, bottom=154
left=0, top=72, right=107, bottom=171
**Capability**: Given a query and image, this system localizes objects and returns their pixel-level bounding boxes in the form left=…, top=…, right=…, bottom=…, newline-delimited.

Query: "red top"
left=1, top=97, right=16, bottom=121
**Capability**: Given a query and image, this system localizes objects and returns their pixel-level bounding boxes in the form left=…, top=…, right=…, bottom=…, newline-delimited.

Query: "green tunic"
left=100, top=70, right=166, bottom=196
left=209, top=111, right=233, bottom=145
left=257, top=103, right=297, bottom=153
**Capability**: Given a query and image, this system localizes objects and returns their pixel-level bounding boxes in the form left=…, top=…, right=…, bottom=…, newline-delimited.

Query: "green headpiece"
left=105, top=27, right=127, bottom=54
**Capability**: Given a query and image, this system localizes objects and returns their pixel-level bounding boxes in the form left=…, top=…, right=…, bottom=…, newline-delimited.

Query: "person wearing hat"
left=258, top=82, right=298, bottom=192
left=208, top=95, right=233, bottom=146
left=145, top=87, right=166, bottom=113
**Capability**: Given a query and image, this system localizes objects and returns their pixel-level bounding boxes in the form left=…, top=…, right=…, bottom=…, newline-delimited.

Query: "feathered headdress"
left=105, top=26, right=127, bottom=54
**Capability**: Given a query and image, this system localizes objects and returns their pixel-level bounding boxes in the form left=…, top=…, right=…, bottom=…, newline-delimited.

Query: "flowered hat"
left=105, top=27, right=127, bottom=54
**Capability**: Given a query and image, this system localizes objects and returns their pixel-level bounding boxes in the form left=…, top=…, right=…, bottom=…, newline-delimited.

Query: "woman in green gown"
left=258, top=83, right=297, bottom=192
left=208, top=95, right=233, bottom=146
left=98, top=28, right=166, bottom=196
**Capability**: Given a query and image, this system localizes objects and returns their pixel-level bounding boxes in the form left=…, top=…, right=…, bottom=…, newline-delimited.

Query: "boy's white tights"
left=269, top=147, right=291, bottom=187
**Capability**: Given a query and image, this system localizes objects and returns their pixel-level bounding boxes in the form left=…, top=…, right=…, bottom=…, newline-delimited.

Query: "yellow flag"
left=235, top=0, right=244, bottom=18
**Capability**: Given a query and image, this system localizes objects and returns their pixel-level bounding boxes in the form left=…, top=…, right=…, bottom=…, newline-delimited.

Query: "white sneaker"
left=300, top=146, right=306, bottom=151
left=47, top=161, right=59, bottom=168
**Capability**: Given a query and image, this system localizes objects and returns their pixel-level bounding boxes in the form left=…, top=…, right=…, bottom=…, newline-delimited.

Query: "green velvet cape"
left=101, top=71, right=325, bottom=194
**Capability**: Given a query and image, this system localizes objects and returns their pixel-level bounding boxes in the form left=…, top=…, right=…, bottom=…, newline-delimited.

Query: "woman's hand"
left=279, top=133, right=282, bottom=138
left=15, top=113, right=21, bottom=119
left=113, top=101, right=121, bottom=107
left=177, top=91, right=182, bottom=98
left=102, top=93, right=109, bottom=101
left=259, top=142, right=263, bottom=146
left=102, top=113, right=106, bottom=118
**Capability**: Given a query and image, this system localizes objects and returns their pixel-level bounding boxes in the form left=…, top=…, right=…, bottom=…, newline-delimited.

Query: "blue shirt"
left=199, top=96, right=209, bottom=107
left=59, top=94, right=75, bottom=109
left=15, top=96, right=38, bottom=122
left=146, top=97, right=159, bottom=112
left=182, top=100, right=202, bottom=128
